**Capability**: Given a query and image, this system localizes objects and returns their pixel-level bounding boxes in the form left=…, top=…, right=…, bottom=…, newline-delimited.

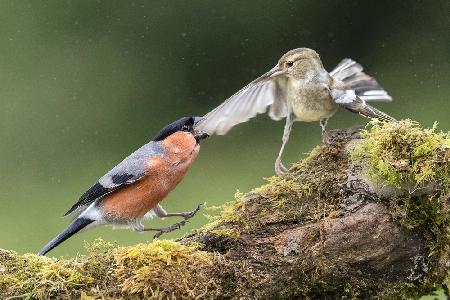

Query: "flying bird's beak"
left=269, top=65, right=286, bottom=78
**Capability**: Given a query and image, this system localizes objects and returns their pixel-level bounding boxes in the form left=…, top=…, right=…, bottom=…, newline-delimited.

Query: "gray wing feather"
left=330, top=58, right=392, bottom=102
left=197, top=70, right=284, bottom=135
left=98, top=142, right=164, bottom=188
left=332, top=89, right=357, bottom=104
left=330, top=58, right=363, bottom=80
left=268, top=77, right=288, bottom=120
left=329, top=79, right=396, bottom=122
left=65, top=141, right=165, bottom=216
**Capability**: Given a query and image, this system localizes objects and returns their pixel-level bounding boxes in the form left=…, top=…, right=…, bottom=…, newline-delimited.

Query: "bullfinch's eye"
left=182, top=124, right=191, bottom=131
left=286, top=61, right=294, bottom=67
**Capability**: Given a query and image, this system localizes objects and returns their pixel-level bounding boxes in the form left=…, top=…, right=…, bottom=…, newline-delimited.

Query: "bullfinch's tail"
left=38, top=217, right=94, bottom=256
left=330, top=58, right=392, bottom=102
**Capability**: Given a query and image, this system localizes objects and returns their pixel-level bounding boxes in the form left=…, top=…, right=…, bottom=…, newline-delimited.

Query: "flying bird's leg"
left=275, top=112, right=295, bottom=175
left=320, top=118, right=331, bottom=144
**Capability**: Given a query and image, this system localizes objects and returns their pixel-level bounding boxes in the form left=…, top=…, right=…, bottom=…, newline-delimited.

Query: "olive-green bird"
left=197, top=48, right=396, bottom=175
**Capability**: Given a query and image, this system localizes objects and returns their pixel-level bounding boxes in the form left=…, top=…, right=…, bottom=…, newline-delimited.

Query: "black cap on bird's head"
left=153, top=116, right=209, bottom=143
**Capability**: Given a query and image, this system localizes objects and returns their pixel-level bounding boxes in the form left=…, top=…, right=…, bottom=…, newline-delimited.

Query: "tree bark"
left=1, top=122, right=449, bottom=299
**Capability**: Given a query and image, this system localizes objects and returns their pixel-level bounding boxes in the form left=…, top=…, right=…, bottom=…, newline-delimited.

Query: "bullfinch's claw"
left=153, top=219, right=189, bottom=239
left=182, top=203, right=204, bottom=219
left=151, top=204, right=203, bottom=238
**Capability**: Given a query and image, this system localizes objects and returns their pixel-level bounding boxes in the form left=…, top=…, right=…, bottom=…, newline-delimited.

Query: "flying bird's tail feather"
left=345, top=98, right=397, bottom=123
left=331, top=58, right=392, bottom=102
left=38, top=217, right=94, bottom=256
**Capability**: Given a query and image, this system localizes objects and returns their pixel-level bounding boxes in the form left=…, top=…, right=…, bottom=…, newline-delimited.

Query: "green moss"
left=378, top=278, right=441, bottom=299
left=349, top=120, right=450, bottom=299
left=112, top=240, right=219, bottom=298
left=0, top=251, right=93, bottom=299
left=350, top=120, right=450, bottom=189
left=200, top=191, right=248, bottom=235
left=210, top=228, right=241, bottom=239
left=215, top=191, right=247, bottom=224
left=202, top=141, right=348, bottom=238
left=0, top=239, right=221, bottom=299
left=349, top=121, right=450, bottom=232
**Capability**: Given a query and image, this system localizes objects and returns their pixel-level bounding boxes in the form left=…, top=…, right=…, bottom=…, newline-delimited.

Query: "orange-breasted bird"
left=39, top=116, right=208, bottom=256
left=197, top=48, right=396, bottom=175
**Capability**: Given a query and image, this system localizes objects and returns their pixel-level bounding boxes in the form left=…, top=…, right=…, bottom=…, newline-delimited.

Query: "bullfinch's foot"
left=151, top=219, right=189, bottom=239
left=275, top=157, right=288, bottom=175
left=148, top=204, right=203, bottom=238
left=181, top=203, right=203, bottom=219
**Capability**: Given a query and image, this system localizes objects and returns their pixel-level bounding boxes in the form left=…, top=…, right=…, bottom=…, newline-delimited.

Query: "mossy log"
left=1, top=121, right=450, bottom=299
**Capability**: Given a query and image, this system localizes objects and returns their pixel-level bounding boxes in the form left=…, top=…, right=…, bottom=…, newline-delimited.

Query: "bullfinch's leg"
left=320, top=118, right=330, bottom=144
left=275, top=112, right=295, bottom=175
left=142, top=220, right=190, bottom=239
left=132, top=219, right=188, bottom=238
left=137, top=204, right=203, bottom=238
left=153, top=203, right=203, bottom=219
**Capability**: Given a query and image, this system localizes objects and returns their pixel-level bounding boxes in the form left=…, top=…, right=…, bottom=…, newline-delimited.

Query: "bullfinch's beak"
left=192, top=116, right=208, bottom=143
left=269, top=65, right=286, bottom=78
left=195, top=131, right=209, bottom=143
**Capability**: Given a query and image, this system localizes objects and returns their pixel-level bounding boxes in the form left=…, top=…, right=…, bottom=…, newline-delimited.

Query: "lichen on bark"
left=0, top=120, right=449, bottom=299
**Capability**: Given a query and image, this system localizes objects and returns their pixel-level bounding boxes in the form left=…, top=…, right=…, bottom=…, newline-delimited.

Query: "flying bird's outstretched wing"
left=197, top=70, right=287, bottom=135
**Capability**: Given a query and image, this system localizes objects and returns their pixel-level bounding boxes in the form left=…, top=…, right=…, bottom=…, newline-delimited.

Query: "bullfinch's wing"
left=64, top=142, right=165, bottom=216
left=197, top=70, right=288, bottom=135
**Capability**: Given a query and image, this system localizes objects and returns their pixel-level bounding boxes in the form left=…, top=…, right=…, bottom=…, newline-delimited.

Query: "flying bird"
left=39, top=116, right=208, bottom=256
left=197, top=48, right=396, bottom=175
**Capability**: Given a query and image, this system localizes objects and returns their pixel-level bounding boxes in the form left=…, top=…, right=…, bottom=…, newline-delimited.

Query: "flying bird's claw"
left=322, top=130, right=332, bottom=145
left=275, top=158, right=288, bottom=175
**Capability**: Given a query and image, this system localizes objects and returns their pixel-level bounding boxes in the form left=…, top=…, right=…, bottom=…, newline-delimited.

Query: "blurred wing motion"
left=64, top=142, right=164, bottom=216
left=197, top=70, right=287, bottom=135
left=330, top=58, right=392, bottom=102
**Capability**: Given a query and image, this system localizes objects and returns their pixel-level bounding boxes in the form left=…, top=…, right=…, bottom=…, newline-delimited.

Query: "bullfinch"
left=39, top=116, right=208, bottom=256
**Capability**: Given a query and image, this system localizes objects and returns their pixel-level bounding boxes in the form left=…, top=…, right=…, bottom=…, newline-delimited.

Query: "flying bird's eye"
left=286, top=61, right=294, bottom=67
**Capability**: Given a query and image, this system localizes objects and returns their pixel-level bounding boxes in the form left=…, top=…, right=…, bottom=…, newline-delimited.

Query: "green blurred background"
left=0, top=0, right=448, bottom=259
